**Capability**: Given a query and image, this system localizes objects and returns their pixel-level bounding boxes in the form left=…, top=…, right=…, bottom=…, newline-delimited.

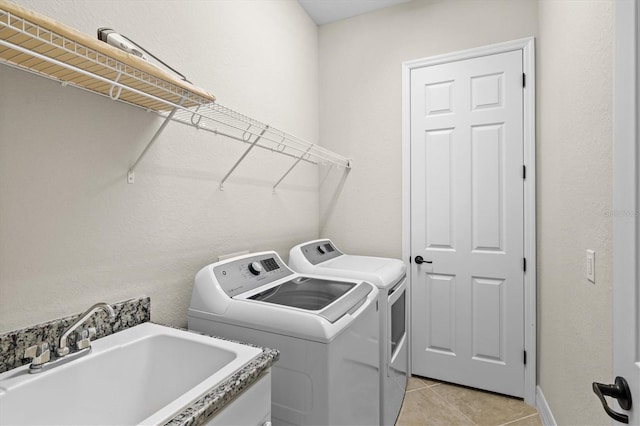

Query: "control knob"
left=317, top=245, right=326, bottom=255
left=248, top=261, right=264, bottom=275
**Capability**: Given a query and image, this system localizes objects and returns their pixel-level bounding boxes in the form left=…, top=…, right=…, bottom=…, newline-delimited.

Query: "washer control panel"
left=213, top=252, right=294, bottom=297
left=299, top=239, right=343, bottom=265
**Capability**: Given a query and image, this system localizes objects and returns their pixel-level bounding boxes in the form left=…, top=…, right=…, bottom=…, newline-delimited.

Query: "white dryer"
left=289, top=239, right=408, bottom=426
left=188, top=251, right=380, bottom=426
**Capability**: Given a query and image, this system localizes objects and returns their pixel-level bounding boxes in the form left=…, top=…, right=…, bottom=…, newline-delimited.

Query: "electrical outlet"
left=586, top=250, right=596, bottom=283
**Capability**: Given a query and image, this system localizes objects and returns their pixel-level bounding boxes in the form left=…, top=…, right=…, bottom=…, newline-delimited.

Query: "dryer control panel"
left=299, top=239, right=343, bottom=265
left=213, top=252, right=294, bottom=297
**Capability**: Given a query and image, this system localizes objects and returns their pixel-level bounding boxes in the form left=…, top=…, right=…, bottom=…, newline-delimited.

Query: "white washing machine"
left=188, top=251, right=380, bottom=426
left=289, top=239, right=408, bottom=426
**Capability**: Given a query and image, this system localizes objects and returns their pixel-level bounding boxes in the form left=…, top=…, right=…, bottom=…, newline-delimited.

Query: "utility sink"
left=0, top=323, right=262, bottom=425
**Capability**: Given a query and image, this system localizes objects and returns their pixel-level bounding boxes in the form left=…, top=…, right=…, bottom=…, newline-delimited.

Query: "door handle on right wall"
left=592, top=376, right=632, bottom=423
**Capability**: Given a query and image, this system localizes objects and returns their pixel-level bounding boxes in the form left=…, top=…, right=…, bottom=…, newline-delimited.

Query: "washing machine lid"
left=290, top=239, right=406, bottom=289
left=317, top=255, right=406, bottom=288
left=242, top=277, right=372, bottom=323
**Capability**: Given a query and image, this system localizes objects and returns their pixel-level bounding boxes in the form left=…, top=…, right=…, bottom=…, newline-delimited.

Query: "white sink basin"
left=0, top=323, right=262, bottom=425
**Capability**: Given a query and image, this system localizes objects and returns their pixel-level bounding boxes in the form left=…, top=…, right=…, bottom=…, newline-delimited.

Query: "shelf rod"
left=170, top=105, right=351, bottom=167
left=211, top=129, right=318, bottom=165
left=272, top=147, right=312, bottom=193
left=167, top=118, right=319, bottom=165
left=219, top=126, right=269, bottom=191
left=127, top=96, right=185, bottom=184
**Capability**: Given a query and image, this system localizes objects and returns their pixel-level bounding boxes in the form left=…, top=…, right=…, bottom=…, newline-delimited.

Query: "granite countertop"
left=162, top=326, right=279, bottom=426
left=0, top=296, right=151, bottom=374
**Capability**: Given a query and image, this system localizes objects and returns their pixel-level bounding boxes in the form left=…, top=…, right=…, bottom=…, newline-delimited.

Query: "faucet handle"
left=24, top=342, right=50, bottom=366
left=87, top=327, right=97, bottom=339
left=75, top=327, right=96, bottom=350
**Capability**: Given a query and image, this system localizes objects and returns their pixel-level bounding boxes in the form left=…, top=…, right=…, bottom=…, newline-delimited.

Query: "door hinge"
left=523, top=258, right=527, bottom=272
left=409, top=256, right=412, bottom=264
left=523, top=165, right=526, bottom=179
left=524, top=350, right=527, bottom=365
left=522, top=73, right=526, bottom=88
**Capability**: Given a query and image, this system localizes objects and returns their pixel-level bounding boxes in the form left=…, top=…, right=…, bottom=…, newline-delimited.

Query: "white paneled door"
left=410, top=50, right=525, bottom=397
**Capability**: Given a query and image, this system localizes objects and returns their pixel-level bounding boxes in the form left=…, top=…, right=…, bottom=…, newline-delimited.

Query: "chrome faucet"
left=57, top=302, right=115, bottom=356
left=24, top=302, right=115, bottom=373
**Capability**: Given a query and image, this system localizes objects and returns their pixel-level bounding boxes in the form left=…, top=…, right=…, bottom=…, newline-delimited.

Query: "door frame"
left=613, top=0, right=638, bottom=422
left=401, top=37, right=536, bottom=405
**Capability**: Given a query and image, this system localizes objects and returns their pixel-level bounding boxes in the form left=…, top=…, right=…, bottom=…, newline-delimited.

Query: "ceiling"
left=298, top=0, right=412, bottom=25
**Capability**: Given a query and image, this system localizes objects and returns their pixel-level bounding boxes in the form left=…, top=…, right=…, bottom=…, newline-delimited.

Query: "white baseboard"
left=536, top=386, right=557, bottom=426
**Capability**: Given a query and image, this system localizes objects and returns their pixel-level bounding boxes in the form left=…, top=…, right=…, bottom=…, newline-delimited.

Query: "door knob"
left=414, top=256, right=432, bottom=265
left=592, top=376, right=632, bottom=423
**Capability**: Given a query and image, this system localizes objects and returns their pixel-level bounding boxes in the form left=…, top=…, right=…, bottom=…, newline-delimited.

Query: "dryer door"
left=386, top=276, right=409, bottom=425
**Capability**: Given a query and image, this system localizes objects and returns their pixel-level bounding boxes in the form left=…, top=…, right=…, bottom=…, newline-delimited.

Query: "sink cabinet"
left=205, top=370, right=272, bottom=426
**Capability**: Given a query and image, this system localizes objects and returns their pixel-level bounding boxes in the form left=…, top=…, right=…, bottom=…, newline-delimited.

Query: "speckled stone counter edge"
left=164, top=342, right=279, bottom=426
left=0, top=296, right=150, bottom=373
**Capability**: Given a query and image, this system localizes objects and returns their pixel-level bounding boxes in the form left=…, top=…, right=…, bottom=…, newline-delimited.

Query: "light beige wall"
left=319, top=0, right=615, bottom=424
left=0, top=2, right=617, bottom=423
left=0, top=0, right=320, bottom=332
left=318, top=0, right=538, bottom=258
left=537, top=1, right=613, bottom=424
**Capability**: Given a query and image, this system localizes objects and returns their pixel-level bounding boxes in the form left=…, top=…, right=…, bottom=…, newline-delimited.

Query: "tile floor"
left=396, top=376, right=541, bottom=426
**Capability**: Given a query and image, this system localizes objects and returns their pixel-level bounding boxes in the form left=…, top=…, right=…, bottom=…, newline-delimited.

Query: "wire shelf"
left=0, top=4, right=214, bottom=110
left=0, top=0, right=352, bottom=189
left=169, top=103, right=351, bottom=168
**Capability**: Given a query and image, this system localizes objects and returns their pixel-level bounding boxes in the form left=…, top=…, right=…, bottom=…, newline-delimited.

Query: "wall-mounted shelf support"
left=127, top=98, right=185, bottom=184
left=109, top=66, right=123, bottom=100
left=219, top=126, right=269, bottom=191
left=273, top=146, right=312, bottom=193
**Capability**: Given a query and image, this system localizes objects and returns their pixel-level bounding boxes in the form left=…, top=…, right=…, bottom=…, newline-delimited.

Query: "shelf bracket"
left=190, top=104, right=202, bottom=126
left=109, top=66, right=123, bottom=101
left=127, top=95, right=186, bottom=184
left=272, top=147, right=312, bottom=193
left=219, top=126, right=269, bottom=191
